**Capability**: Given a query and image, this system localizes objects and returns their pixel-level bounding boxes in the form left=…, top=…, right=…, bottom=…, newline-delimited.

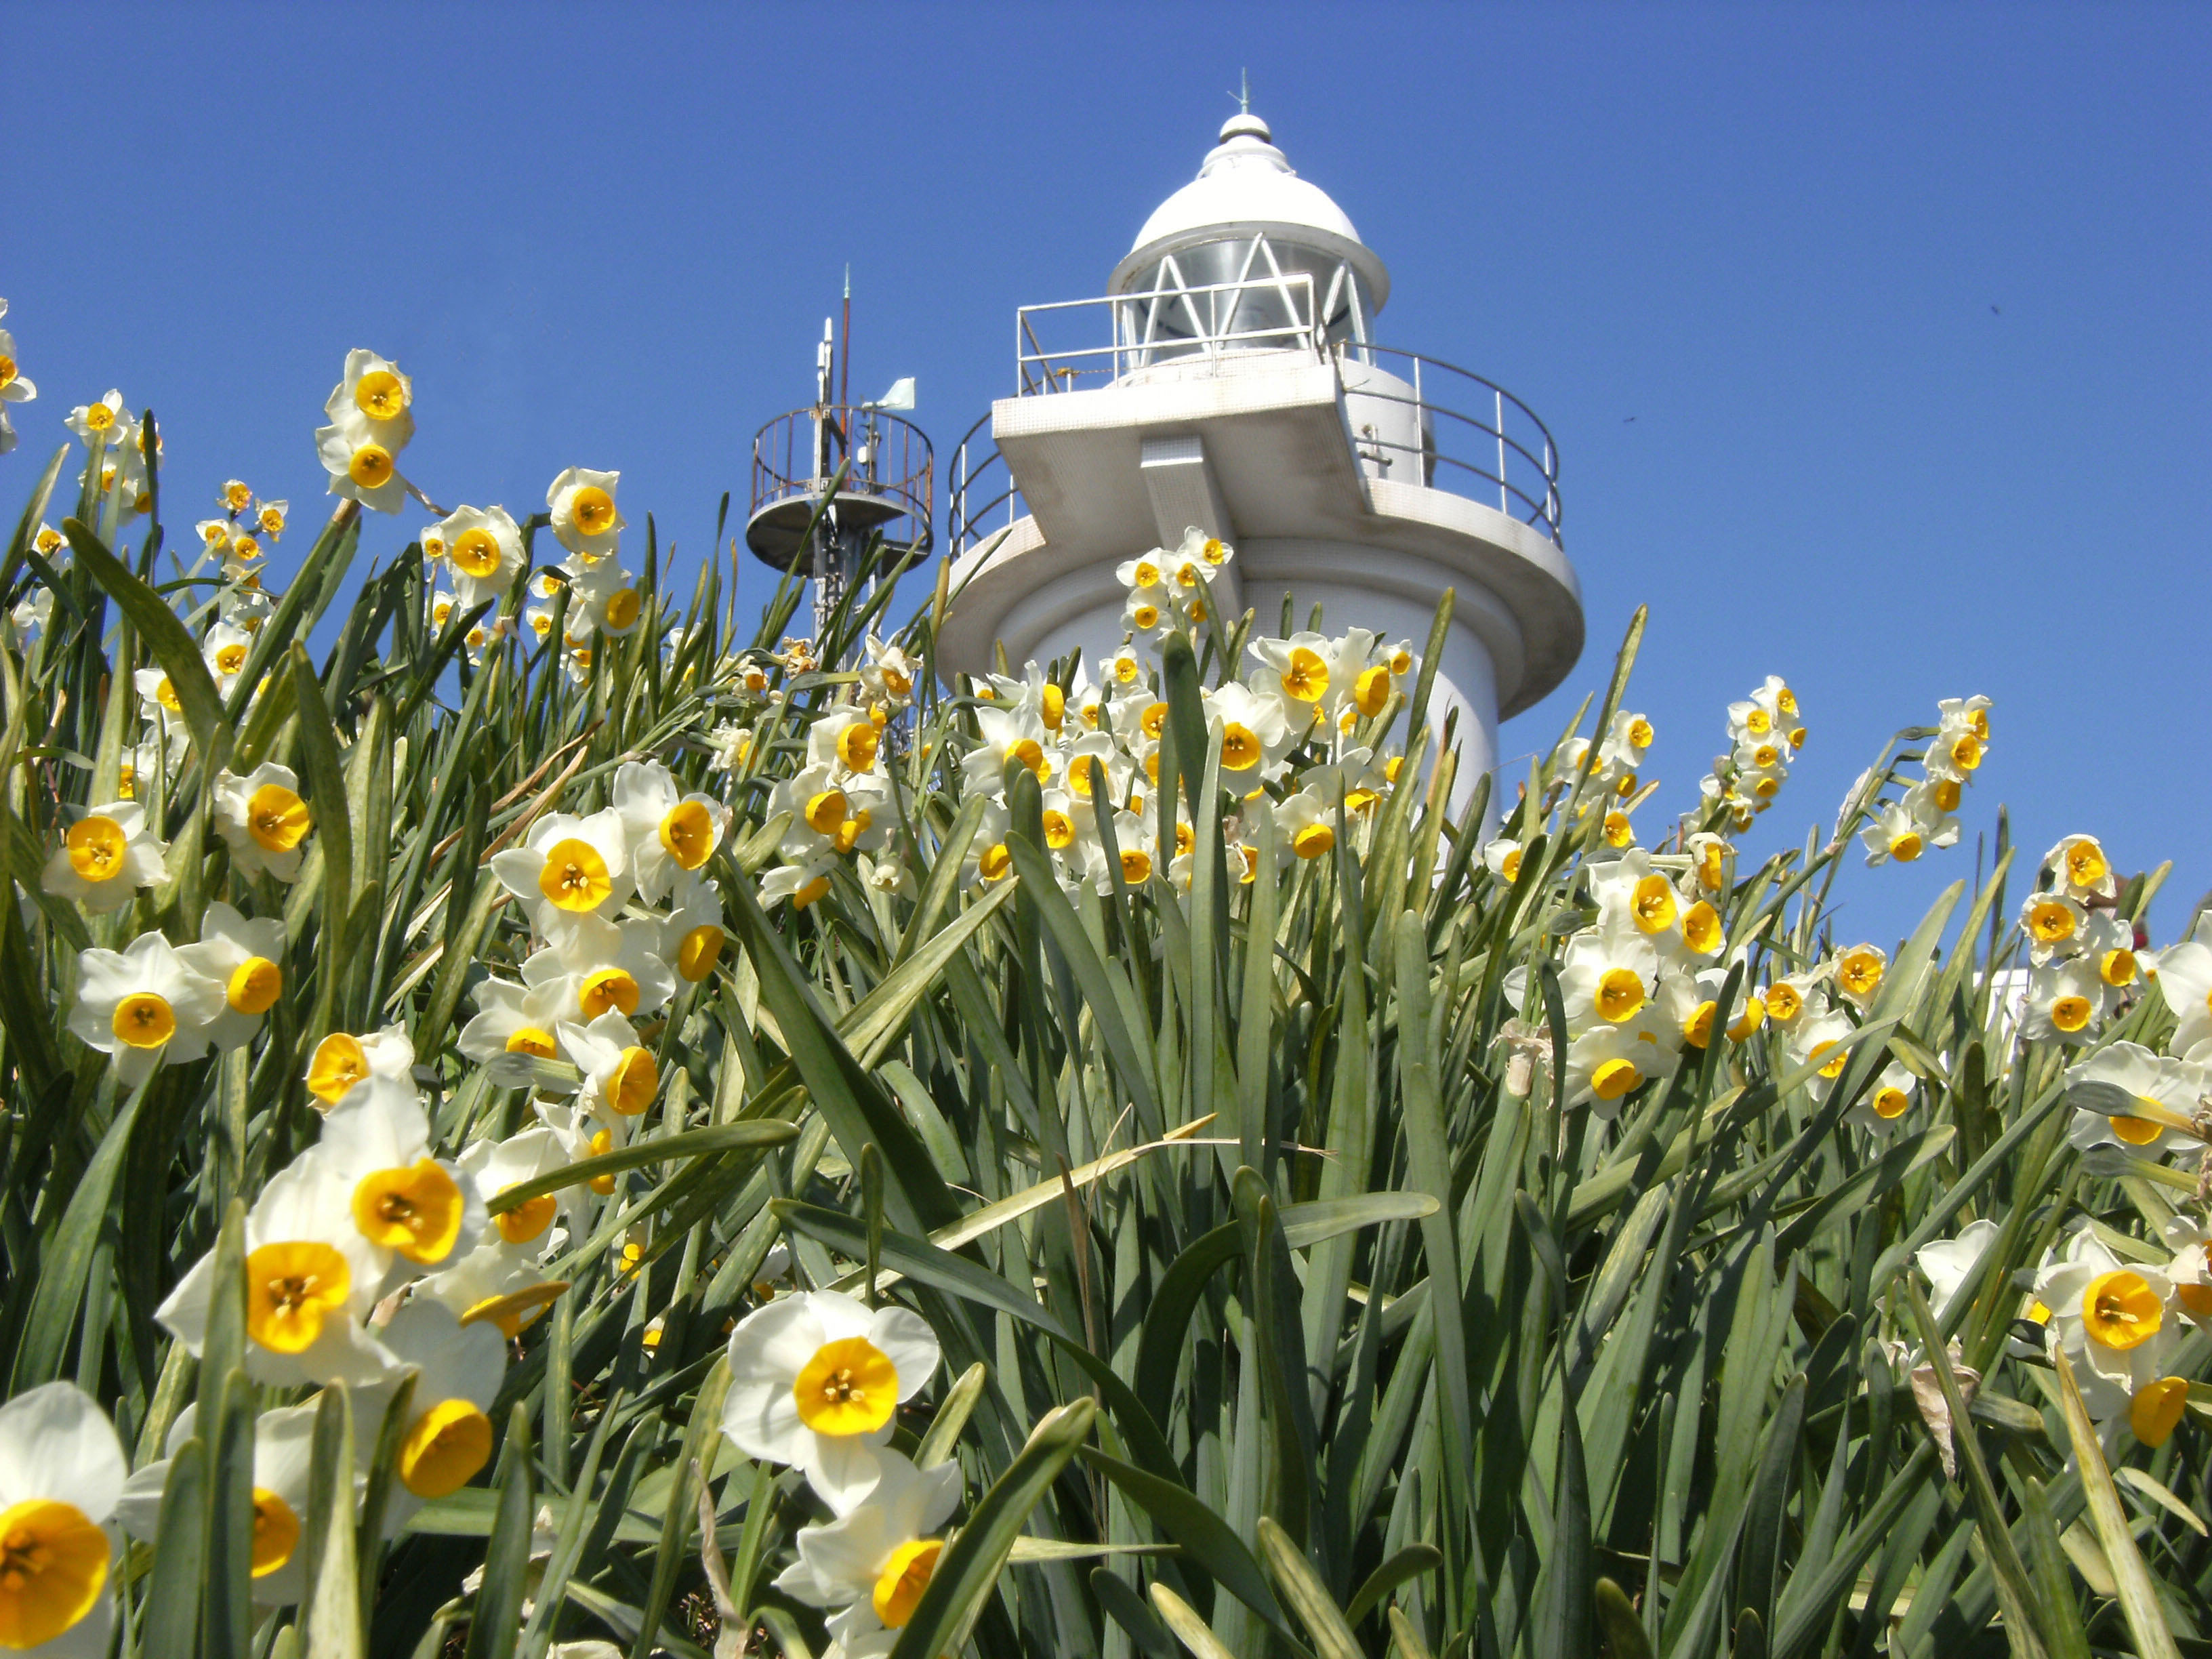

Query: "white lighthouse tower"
left=938, top=108, right=1584, bottom=805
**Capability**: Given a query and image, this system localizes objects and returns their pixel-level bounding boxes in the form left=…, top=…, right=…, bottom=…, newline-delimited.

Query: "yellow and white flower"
left=316, top=407, right=410, bottom=515
left=213, top=762, right=314, bottom=883
left=662, top=872, right=728, bottom=985
left=176, top=902, right=287, bottom=1052
left=489, top=811, right=633, bottom=924
left=303, top=1024, right=416, bottom=1109
left=1832, top=943, right=1887, bottom=1011
left=2035, top=1233, right=2182, bottom=1422
left=433, top=504, right=525, bottom=609
left=556, top=1010, right=661, bottom=1123
left=0, top=300, right=35, bottom=456
left=359, top=1298, right=506, bottom=1527
left=1203, top=680, right=1294, bottom=783
left=1247, top=632, right=1333, bottom=735
left=157, top=1155, right=398, bottom=1387
left=521, top=913, right=676, bottom=1027
left=1563, top=1018, right=1674, bottom=1117
left=41, top=802, right=167, bottom=913
left=2154, top=940, right=2212, bottom=1059
left=2020, top=956, right=2110, bottom=1045
left=65, top=390, right=125, bottom=449
left=2065, top=1042, right=2198, bottom=1159
left=808, top=709, right=890, bottom=782
left=0, top=1381, right=127, bottom=1656
left=68, top=931, right=225, bottom=1086
left=721, top=1290, right=941, bottom=1492
left=2043, top=834, right=2118, bottom=904
left=2019, top=892, right=2087, bottom=965
left=117, top=1401, right=323, bottom=1607
left=773, top=1445, right=964, bottom=1659
left=1556, top=916, right=1663, bottom=1038
left=325, top=349, right=415, bottom=449
left=611, top=760, right=729, bottom=905
left=1846, top=1061, right=1919, bottom=1132
left=547, top=467, right=624, bottom=560
left=1787, top=1009, right=1858, bottom=1101
left=452, top=1127, right=577, bottom=1257
left=310, top=1074, right=486, bottom=1294
left=563, top=558, right=645, bottom=638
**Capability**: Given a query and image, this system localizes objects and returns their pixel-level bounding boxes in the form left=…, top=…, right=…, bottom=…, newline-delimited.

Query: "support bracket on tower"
left=1139, top=433, right=1233, bottom=549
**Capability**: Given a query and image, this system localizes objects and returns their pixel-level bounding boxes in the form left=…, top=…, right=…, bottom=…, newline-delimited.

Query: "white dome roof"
left=1129, top=113, right=1364, bottom=250
left=1114, top=112, right=1389, bottom=312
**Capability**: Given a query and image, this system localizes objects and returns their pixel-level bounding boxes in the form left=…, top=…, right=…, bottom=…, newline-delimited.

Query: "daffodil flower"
left=175, top=901, right=287, bottom=1052
left=773, top=1445, right=963, bottom=1659
left=1916, top=1219, right=2004, bottom=1326
left=40, top=802, right=167, bottom=913
left=520, top=912, right=676, bottom=1026
left=157, top=1155, right=398, bottom=1388
left=1202, top=681, right=1294, bottom=783
left=808, top=710, right=890, bottom=780
left=313, top=1073, right=487, bottom=1293
left=722, top=1291, right=942, bottom=1498
left=359, top=1299, right=506, bottom=1527
left=117, top=1402, right=324, bottom=1607
left=547, top=467, right=624, bottom=561
left=458, top=975, right=575, bottom=1082
left=1787, top=1010, right=1859, bottom=1100
left=772, top=764, right=893, bottom=861
left=2064, top=1042, right=2198, bottom=1159
left=2020, top=956, right=2109, bottom=1044
left=1563, top=1018, right=1677, bottom=1117
left=0, top=300, right=35, bottom=457
left=302, top=1023, right=416, bottom=1109
left=1845, top=1061, right=1919, bottom=1132
left=611, top=760, right=729, bottom=905
left=67, top=932, right=224, bottom=1086
left=2034, top=1233, right=2181, bottom=1422
left=2043, top=833, right=2117, bottom=903
left=1247, top=631, right=1333, bottom=735
left=762, top=854, right=841, bottom=912
left=555, top=1010, right=661, bottom=1122
left=0, top=1381, right=127, bottom=1656
left=65, top=390, right=125, bottom=448
left=489, top=811, right=633, bottom=923
left=453, top=1127, right=577, bottom=1254
left=1831, top=943, right=1887, bottom=1011
left=326, top=349, right=415, bottom=448
left=7, top=588, right=53, bottom=649
left=2154, top=940, right=2212, bottom=1060
left=415, top=1237, right=571, bottom=1340
left=661, top=872, right=728, bottom=985
left=432, top=504, right=525, bottom=609
left=1556, top=915, right=1663, bottom=1038
left=564, top=558, right=645, bottom=638
left=316, top=407, right=411, bottom=514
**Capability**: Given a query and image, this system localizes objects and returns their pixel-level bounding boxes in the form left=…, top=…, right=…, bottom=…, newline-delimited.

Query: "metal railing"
left=951, top=293, right=1565, bottom=555
left=748, top=405, right=933, bottom=543
left=1017, top=274, right=1325, bottom=394
left=946, top=412, right=1024, bottom=558
left=1338, top=344, right=1561, bottom=545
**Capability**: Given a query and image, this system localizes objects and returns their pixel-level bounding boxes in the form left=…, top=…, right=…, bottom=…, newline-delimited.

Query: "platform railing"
left=959, top=291, right=1565, bottom=555
left=1017, top=273, right=1323, bottom=394
left=747, top=405, right=934, bottom=537
left=1338, top=344, right=1562, bottom=546
left=946, top=413, right=1024, bottom=560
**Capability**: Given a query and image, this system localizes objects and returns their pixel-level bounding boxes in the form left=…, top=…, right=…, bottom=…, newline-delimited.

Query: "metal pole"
left=1495, top=389, right=1507, bottom=514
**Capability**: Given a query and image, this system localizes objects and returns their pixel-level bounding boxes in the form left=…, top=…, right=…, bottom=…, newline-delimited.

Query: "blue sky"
left=7, top=3, right=2208, bottom=947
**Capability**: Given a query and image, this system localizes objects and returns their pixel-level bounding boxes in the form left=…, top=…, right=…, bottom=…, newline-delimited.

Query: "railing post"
left=1495, top=389, right=1507, bottom=514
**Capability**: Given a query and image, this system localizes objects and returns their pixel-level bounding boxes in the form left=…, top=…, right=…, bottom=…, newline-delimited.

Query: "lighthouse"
left=939, top=109, right=1584, bottom=808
